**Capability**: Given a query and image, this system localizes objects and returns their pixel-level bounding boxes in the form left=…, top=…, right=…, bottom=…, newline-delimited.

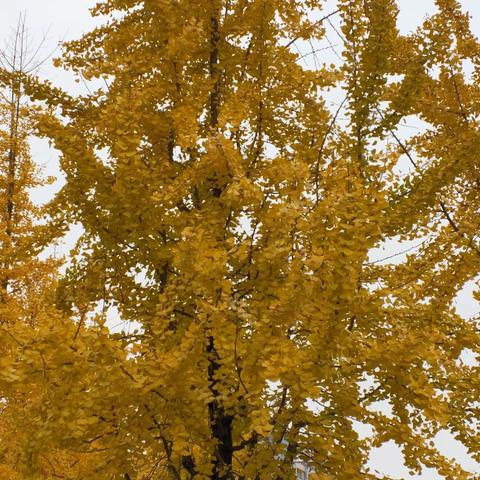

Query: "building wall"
left=294, top=460, right=310, bottom=480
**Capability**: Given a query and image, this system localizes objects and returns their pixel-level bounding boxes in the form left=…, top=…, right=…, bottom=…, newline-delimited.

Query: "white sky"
left=2, top=1, right=479, bottom=479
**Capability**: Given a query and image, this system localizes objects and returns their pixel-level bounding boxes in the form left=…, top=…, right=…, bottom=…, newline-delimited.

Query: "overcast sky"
left=1, top=2, right=479, bottom=479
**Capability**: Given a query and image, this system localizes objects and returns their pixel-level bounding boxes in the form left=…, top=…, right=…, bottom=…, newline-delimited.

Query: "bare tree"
left=0, top=12, right=53, bottom=295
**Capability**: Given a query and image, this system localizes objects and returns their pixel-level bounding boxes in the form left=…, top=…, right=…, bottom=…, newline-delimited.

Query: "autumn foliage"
left=0, top=1, right=479, bottom=479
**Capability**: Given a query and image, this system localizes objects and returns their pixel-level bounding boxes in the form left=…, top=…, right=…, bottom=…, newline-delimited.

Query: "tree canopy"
left=0, top=1, right=479, bottom=479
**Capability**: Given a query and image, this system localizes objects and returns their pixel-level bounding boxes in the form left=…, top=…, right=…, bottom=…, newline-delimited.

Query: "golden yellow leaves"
left=1, top=0, right=479, bottom=479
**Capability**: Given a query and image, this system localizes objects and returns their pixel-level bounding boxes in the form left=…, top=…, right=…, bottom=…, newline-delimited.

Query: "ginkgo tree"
left=1, top=0, right=480, bottom=479
left=0, top=15, right=67, bottom=479
left=0, top=16, right=121, bottom=480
